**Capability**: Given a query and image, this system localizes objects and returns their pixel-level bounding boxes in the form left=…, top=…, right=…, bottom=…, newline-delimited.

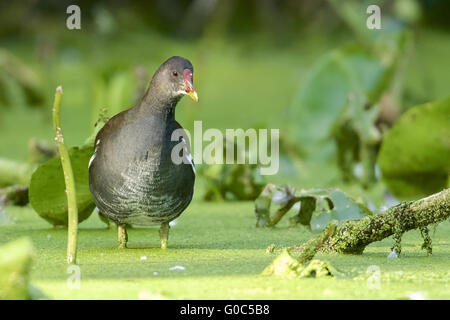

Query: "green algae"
left=2, top=202, right=450, bottom=299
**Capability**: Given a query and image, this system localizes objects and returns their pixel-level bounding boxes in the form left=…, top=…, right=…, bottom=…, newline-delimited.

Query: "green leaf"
left=378, top=96, right=450, bottom=200
left=340, top=47, right=391, bottom=103
left=29, top=146, right=95, bottom=226
left=288, top=46, right=392, bottom=156
left=296, top=189, right=370, bottom=232
left=254, top=184, right=371, bottom=230
left=289, top=52, right=353, bottom=155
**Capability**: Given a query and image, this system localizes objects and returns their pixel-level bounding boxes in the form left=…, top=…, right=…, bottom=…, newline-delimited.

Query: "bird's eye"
left=172, top=71, right=178, bottom=77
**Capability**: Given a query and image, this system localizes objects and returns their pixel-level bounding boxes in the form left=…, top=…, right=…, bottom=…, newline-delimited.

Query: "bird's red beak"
left=184, top=69, right=198, bottom=102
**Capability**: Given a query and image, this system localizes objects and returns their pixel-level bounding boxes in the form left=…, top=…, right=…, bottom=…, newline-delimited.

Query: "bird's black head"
left=149, top=56, right=198, bottom=104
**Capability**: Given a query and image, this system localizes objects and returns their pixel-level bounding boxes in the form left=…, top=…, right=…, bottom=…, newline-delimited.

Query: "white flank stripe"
left=181, top=137, right=195, bottom=175
left=88, top=153, right=96, bottom=168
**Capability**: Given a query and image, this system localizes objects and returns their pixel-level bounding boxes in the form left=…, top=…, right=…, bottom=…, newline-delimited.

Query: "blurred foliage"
left=0, top=0, right=448, bottom=39
left=0, top=185, right=28, bottom=207
left=92, top=66, right=139, bottom=126
left=202, top=162, right=266, bottom=201
left=0, top=206, right=15, bottom=225
left=200, top=137, right=266, bottom=201
left=0, top=0, right=448, bottom=210
left=378, top=96, right=450, bottom=200
left=83, top=108, right=109, bottom=147
left=0, top=158, right=34, bottom=188
left=27, top=138, right=58, bottom=164
left=287, top=45, right=393, bottom=154
left=0, top=48, right=44, bottom=108
left=285, top=0, right=411, bottom=188
left=0, top=139, right=58, bottom=188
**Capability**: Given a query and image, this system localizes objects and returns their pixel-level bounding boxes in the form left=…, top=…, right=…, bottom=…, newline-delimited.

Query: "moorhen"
left=89, top=56, right=198, bottom=249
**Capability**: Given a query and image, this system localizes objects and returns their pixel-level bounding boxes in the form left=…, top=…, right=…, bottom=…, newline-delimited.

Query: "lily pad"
left=29, top=146, right=95, bottom=226
left=378, top=96, right=450, bottom=200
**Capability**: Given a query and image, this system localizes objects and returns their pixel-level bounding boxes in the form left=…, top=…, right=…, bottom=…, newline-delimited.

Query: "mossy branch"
left=262, top=222, right=339, bottom=277
left=289, top=221, right=338, bottom=263
left=52, top=86, right=78, bottom=264
left=322, top=188, right=450, bottom=254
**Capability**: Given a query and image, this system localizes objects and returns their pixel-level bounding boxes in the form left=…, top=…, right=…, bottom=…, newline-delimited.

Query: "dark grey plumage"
left=89, top=57, right=197, bottom=232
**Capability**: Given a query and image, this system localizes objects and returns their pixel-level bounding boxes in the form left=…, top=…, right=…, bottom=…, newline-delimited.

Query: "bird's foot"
left=159, top=222, right=170, bottom=250
left=118, top=225, right=128, bottom=249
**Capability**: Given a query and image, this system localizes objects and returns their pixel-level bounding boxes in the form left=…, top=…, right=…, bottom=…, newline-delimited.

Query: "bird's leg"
left=118, top=225, right=128, bottom=249
left=159, top=222, right=170, bottom=249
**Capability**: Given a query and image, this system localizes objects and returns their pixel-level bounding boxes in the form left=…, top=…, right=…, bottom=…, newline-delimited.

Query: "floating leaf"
left=293, top=189, right=371, bottom=232
left=308, top=189, right=371, bottom=232
left=254, top=184, right=371, bottom=231
left=378, top=96, right=450, bottom=200
left=29, top=146, right=95, bottom=226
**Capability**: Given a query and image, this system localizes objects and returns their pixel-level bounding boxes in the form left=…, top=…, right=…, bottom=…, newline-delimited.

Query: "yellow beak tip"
left=188, top=91, right=199, bottom=102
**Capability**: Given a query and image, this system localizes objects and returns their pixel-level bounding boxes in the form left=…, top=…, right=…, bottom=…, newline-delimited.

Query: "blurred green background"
left=1, top=0, right=450, bottom=301
left=0, top=0, right=449, bottom=201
